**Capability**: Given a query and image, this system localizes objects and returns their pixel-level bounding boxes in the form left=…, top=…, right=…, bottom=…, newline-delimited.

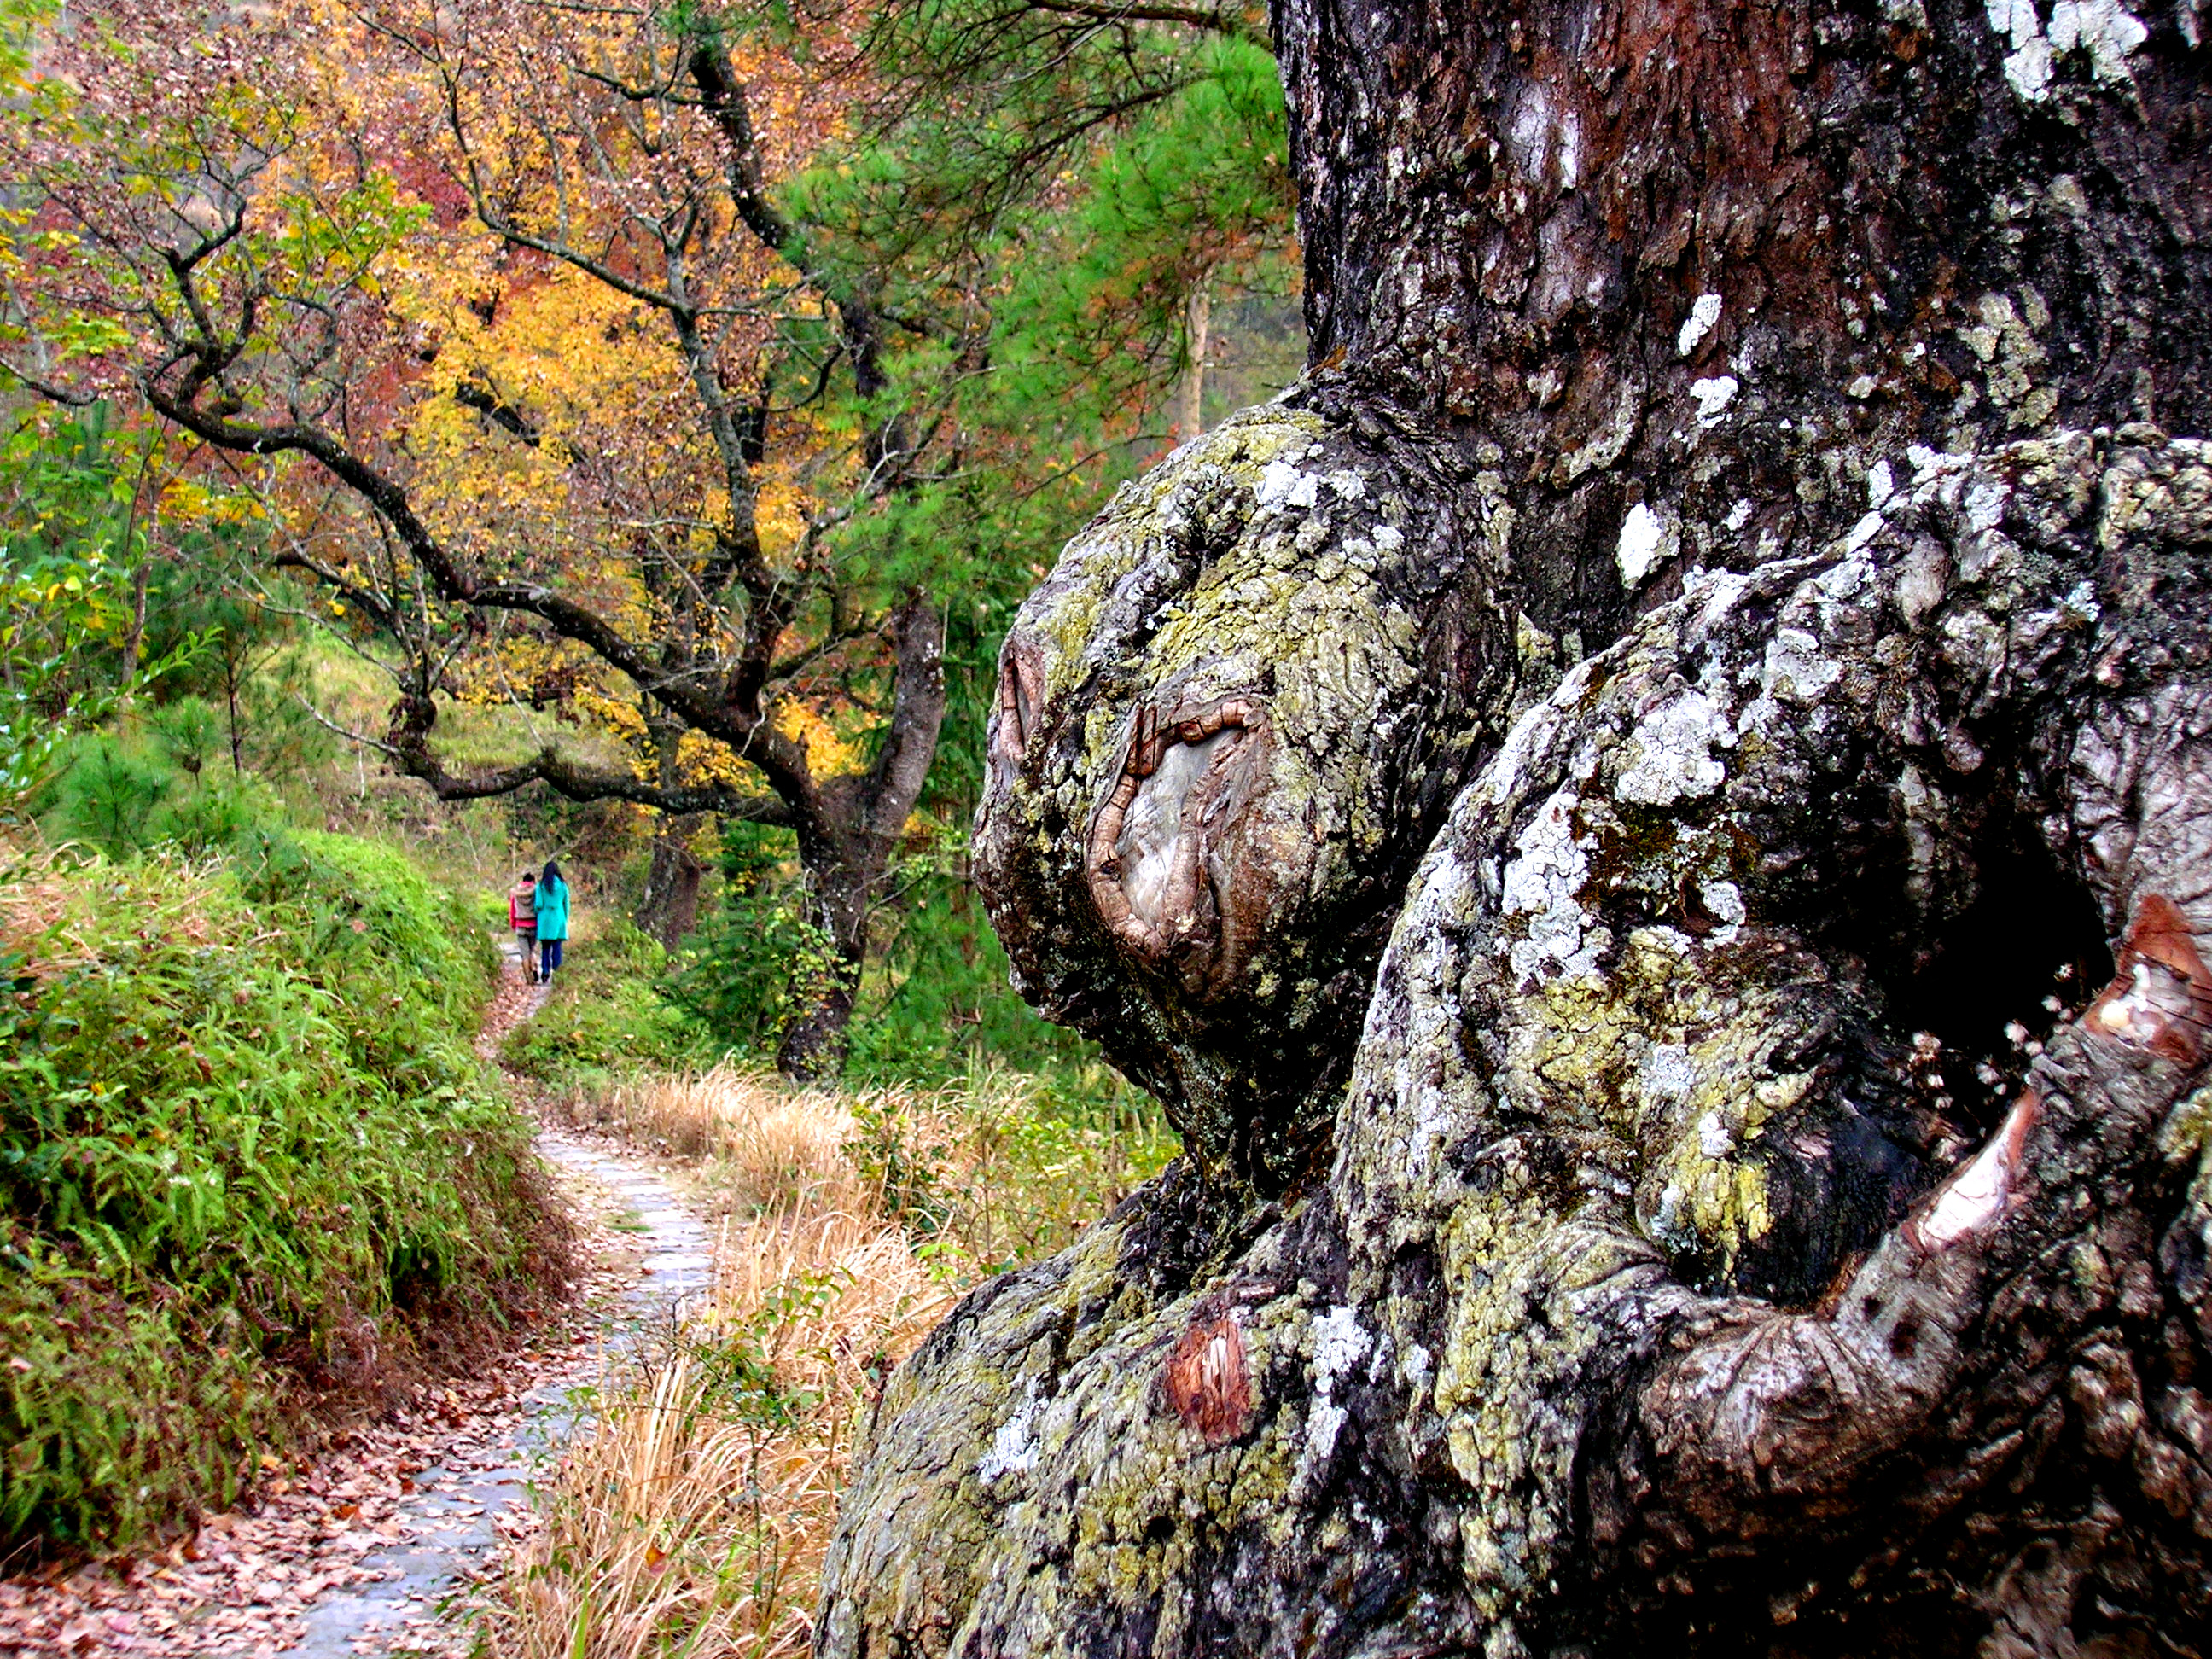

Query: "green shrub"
left=664, top=823, right=1109, bottom=1086
left=0, top=830, right=549, bottom=1551
left=145, top=776, right=266, bottom=853
left=49, top=724, right=308, bottom=861
left=503, top=916, right=717, bottom=1093
left=842, top=1063, right=1176, bottom=1272
left=51, top=736, right=169, bottom=852
left=661, top=822, right=824, bottom=1058
left=146, top=696, right=224, bottom=782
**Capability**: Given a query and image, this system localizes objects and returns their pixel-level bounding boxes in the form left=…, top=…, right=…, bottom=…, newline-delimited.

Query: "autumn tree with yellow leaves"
left=0, top=0, right=1295, bottom=1073
left=2, top=0, right=967, bottom=1074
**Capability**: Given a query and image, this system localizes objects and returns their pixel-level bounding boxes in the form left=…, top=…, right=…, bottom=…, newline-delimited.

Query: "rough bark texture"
left=821, top=3, right=2212, bottom=1654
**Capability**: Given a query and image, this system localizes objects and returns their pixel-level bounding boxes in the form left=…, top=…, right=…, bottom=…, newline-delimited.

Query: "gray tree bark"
left=819, top=3, right=2212, bottom=1654
left=637, top=815, right=706, bottom=952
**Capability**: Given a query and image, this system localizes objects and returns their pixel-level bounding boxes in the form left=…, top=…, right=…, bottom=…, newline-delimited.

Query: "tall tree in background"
left=807, top=0, right=1298, bottom=792
left=824, top=0, right=2212, bottom=1651
left=3, top=0, right=952, bottom=1073
left=0, top=0, right=1297, bottom=1074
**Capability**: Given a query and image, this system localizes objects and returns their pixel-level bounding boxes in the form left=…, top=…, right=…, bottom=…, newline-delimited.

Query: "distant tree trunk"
left=820, top=3, right=2212, bottom=1655
left=773, top=593, right=946, bottom=1080
left=773, top=835, right=871, bottom=1081
left=634, top=714, right=707, bottom=950
left=636, top=814, right=705, bottom=951
left=118, top=557, right=148, bottom=686
left=1179, top=273, right=1213, bottom=439
left=224, top=646, right=242, bottom=775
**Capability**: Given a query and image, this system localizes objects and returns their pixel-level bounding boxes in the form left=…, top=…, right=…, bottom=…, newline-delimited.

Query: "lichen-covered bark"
left=975, top=406, right=1513, bottom=1191
left=825, top=434, right=2212, bottom=1656
left=822, top=2, right=2212, bottom=1652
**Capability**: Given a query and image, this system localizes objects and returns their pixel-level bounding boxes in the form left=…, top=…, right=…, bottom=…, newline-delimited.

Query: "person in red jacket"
left=507, top=871, right=539, bottom=982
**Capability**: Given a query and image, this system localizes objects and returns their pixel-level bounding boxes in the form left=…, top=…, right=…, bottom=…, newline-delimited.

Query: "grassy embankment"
left=0, top=828, right=565, bottom=1557
left=486, top=957, right=1176, bottom=1658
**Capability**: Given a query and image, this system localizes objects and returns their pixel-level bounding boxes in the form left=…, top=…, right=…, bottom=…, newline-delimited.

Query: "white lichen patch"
left=1753, top=625, right=1846, bottom=710
left=1500, top=791, right=1599, bottom=985
left=1698, top=879, right=1746, bottom=944
left=1987, top=0, right=2056, bottom=99
left=977, top=1389, right=1040, bottom=1481
left=1255, top=457, right=1321, bottom=510
left=1689, top=375, right=1739, bottom=427
left=1842, top=510, right=1888, bottom=556
left=1639, top=1043, right=1699, bottom=1105
left=1615, top=690, right=1732, bottom=806
left=1295, top=1400, right=1349, bottom=1492
left=1616, top=502, right=1677, bottom=587
left=2048, top=0, right=2149, bottom=83
left=1312, top=1305, right=1372, bottom=1396
left=1677, top=292, right=1723, bottom=357
left=1867, top=459, right=1896, bottom=509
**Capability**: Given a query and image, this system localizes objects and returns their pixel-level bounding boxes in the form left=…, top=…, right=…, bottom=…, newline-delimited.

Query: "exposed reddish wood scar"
left=1904, top=1091, right=2041, bottom=1252
left=2084, top=893, right=2212, bottom=1065
left=1085, top=697, right=1265, bottom=988
left=1905, top=895, right=2212, bottom=1254
left=1165, top=1313, right=1252, bottom=1447
left=991, top=638, right=1045, bottom=767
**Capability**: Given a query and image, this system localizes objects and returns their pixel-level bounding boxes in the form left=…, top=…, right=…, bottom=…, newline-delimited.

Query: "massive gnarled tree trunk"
left=819, top=3, right=2212, bottom=1654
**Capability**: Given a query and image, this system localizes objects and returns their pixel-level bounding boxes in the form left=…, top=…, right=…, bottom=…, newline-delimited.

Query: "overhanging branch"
left=392, top=726, right=794, bottom=823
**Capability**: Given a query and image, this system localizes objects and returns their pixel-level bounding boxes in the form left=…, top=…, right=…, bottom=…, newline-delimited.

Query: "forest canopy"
left=0, top=0, right=1297, bottom=1071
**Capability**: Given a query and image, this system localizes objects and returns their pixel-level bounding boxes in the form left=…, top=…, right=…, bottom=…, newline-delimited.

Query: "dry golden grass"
left=481, top=1206, right=946, bottom=1659
left=556, top=1062, right=1164, bottom=1262
left=599, top=1068, right=872, bottom=1216
left=486, top=1071, right=1017, bottom=1659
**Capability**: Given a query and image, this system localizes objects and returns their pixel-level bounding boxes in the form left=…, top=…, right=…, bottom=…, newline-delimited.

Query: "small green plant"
left=844, top=1097, right=957, bottom=1237
left=147, top=696, right=223, bottom=781
left=681, top=1266, right=843, bottom=1434
left=51, top=736, right=168, bottom=850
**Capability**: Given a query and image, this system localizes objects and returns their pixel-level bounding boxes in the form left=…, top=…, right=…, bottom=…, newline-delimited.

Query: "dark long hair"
left=540, top=858, right=564, bottom=889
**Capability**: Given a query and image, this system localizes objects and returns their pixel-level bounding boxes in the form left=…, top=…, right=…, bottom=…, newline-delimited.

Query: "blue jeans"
left=540, top=939, right=564, bottom=977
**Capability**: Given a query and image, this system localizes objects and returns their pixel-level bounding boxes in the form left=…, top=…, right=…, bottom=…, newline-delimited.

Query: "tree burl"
left=820, top=2, right=2212, bottom=1653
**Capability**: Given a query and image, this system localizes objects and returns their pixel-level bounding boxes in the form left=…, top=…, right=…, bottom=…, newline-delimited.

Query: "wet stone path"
left=285, top=956, right=717, bottom=1656
left=286, top=1128, right=716, bottom=1657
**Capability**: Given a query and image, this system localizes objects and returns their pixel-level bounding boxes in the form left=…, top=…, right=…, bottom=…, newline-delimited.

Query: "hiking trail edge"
left=0, top=948, right=714, bottom=1659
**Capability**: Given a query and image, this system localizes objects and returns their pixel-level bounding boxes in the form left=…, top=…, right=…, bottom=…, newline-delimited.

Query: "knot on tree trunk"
left=823, top=429, right=2212, bottom=1657
left=975, top=404, right=1512, bottom=1192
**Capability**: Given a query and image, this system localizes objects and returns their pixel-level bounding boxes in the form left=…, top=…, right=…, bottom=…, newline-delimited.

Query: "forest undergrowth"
left=480, top=1063, right=1176, bottom=1657
left=0, top=830, right=570, bottom=1557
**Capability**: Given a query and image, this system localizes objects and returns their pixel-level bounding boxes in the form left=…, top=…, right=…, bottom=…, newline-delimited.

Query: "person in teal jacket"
left=534, top=858, right=571, bottom=984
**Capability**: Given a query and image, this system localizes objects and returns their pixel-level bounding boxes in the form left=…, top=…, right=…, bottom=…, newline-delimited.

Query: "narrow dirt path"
left=284, top=952, right=717, bottom=1657
left=0, top=951, right=715, bottom=1659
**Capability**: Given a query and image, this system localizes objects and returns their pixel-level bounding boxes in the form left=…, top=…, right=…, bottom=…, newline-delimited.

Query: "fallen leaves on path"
left=0, top=1205, right=637, bottom=1659
left=2, top=1371, right=533, bottom=1656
